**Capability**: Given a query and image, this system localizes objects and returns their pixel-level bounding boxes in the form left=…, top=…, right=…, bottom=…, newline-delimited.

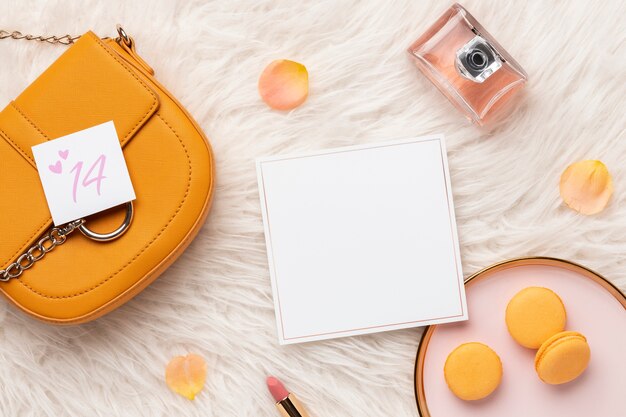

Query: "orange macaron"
left=535, top=331, right=591, bottom=384
left=444, top=342, right=503, bottom=401
left=505, top=287, right=567, bottom=349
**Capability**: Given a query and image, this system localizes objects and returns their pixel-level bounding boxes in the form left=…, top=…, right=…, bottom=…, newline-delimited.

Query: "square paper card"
left=257, top=135, right=467, bottom=344
left=32, top=121, right=136, bottom=226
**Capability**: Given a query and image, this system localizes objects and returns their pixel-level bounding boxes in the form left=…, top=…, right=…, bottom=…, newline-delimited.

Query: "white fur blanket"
left=0, top=0, right=624, bottom=416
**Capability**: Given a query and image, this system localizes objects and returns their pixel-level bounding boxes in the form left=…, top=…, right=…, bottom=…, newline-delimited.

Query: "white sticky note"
left=257, top=135, right=467, bottom=344
left=32, top=121, right=136, bottom=225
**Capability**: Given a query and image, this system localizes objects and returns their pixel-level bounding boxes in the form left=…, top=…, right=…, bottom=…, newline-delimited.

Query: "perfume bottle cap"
left=456, top=35, right=503, bottom=83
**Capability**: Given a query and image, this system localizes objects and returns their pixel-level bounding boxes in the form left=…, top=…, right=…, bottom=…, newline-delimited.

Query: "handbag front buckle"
left=78, top=201, right=134, bottom=242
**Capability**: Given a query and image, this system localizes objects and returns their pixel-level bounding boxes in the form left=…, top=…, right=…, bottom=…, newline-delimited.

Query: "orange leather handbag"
left=0, top=27, right=214, bottom=324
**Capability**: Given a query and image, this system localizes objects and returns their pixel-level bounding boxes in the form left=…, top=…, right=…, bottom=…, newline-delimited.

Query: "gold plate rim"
left=413, top=256, right=626, bottom=417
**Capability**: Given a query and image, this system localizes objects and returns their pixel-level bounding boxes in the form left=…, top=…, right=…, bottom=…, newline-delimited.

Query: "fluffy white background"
left=0, top=0, right=625, bottom=416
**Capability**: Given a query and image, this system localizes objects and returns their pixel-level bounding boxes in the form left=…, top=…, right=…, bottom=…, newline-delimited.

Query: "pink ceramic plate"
left=414, top=257, right=626, bottom=417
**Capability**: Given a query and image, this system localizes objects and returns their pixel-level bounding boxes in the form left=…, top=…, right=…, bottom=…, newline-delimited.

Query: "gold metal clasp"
left=116, top=24, right=133, bottom=48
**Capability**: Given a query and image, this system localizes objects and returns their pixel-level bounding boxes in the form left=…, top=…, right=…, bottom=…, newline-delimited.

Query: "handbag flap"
left=0, top=31, right=159, bottom=166
left=0, top=31, right=159, bottom=270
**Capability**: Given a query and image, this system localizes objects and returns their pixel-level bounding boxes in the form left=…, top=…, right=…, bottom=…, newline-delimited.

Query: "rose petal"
left=258, top=60, right=308, bottom=110
left=560, top=160, right=613, bottom=215
left=165, top=353, right=207, bottom=400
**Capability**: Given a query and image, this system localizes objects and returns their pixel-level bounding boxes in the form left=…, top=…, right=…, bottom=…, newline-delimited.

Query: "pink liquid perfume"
left=408, top=3, right=527, bottom=125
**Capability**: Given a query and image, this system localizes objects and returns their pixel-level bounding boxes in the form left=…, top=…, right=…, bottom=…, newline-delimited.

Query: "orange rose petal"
left=165, top=353, right=207, bottom=400
left=258, top=59, right=308, bottom=110
left=559, top=160, right=613, bottom=215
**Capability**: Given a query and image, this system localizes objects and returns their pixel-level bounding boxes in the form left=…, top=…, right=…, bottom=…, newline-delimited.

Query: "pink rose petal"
left=258, top=59, right=308, bottom=110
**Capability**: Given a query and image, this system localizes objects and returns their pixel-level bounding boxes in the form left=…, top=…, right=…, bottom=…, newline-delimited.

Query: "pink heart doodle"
left=58, top=149, right=69, bottom=160
left=49, top=160, right=62, bottom=174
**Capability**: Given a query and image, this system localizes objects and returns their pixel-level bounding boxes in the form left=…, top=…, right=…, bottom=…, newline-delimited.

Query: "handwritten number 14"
left=70, top=154, right=107, bottom=203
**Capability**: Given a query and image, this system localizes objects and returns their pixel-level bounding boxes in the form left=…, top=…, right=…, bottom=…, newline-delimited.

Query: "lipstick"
left=266, top=376, right=311, bottom=417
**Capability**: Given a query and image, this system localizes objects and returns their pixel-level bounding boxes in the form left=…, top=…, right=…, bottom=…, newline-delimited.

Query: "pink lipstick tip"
left=266, top=376, right=290, bottom=402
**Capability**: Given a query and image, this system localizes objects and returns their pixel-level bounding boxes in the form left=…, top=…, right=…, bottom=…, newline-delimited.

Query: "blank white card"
left=257, top=135, right=467, bottom=344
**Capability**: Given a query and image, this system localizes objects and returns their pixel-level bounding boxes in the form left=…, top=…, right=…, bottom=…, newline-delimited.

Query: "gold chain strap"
left=0, top=25, right=132, bottom=48
left=0, top=220, right=84, bottom=281
left=0, top=29, right=80, bottom=45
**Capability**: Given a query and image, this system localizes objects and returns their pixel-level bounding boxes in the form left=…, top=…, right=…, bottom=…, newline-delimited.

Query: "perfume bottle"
left=408, top=3, right=527, bottom=125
